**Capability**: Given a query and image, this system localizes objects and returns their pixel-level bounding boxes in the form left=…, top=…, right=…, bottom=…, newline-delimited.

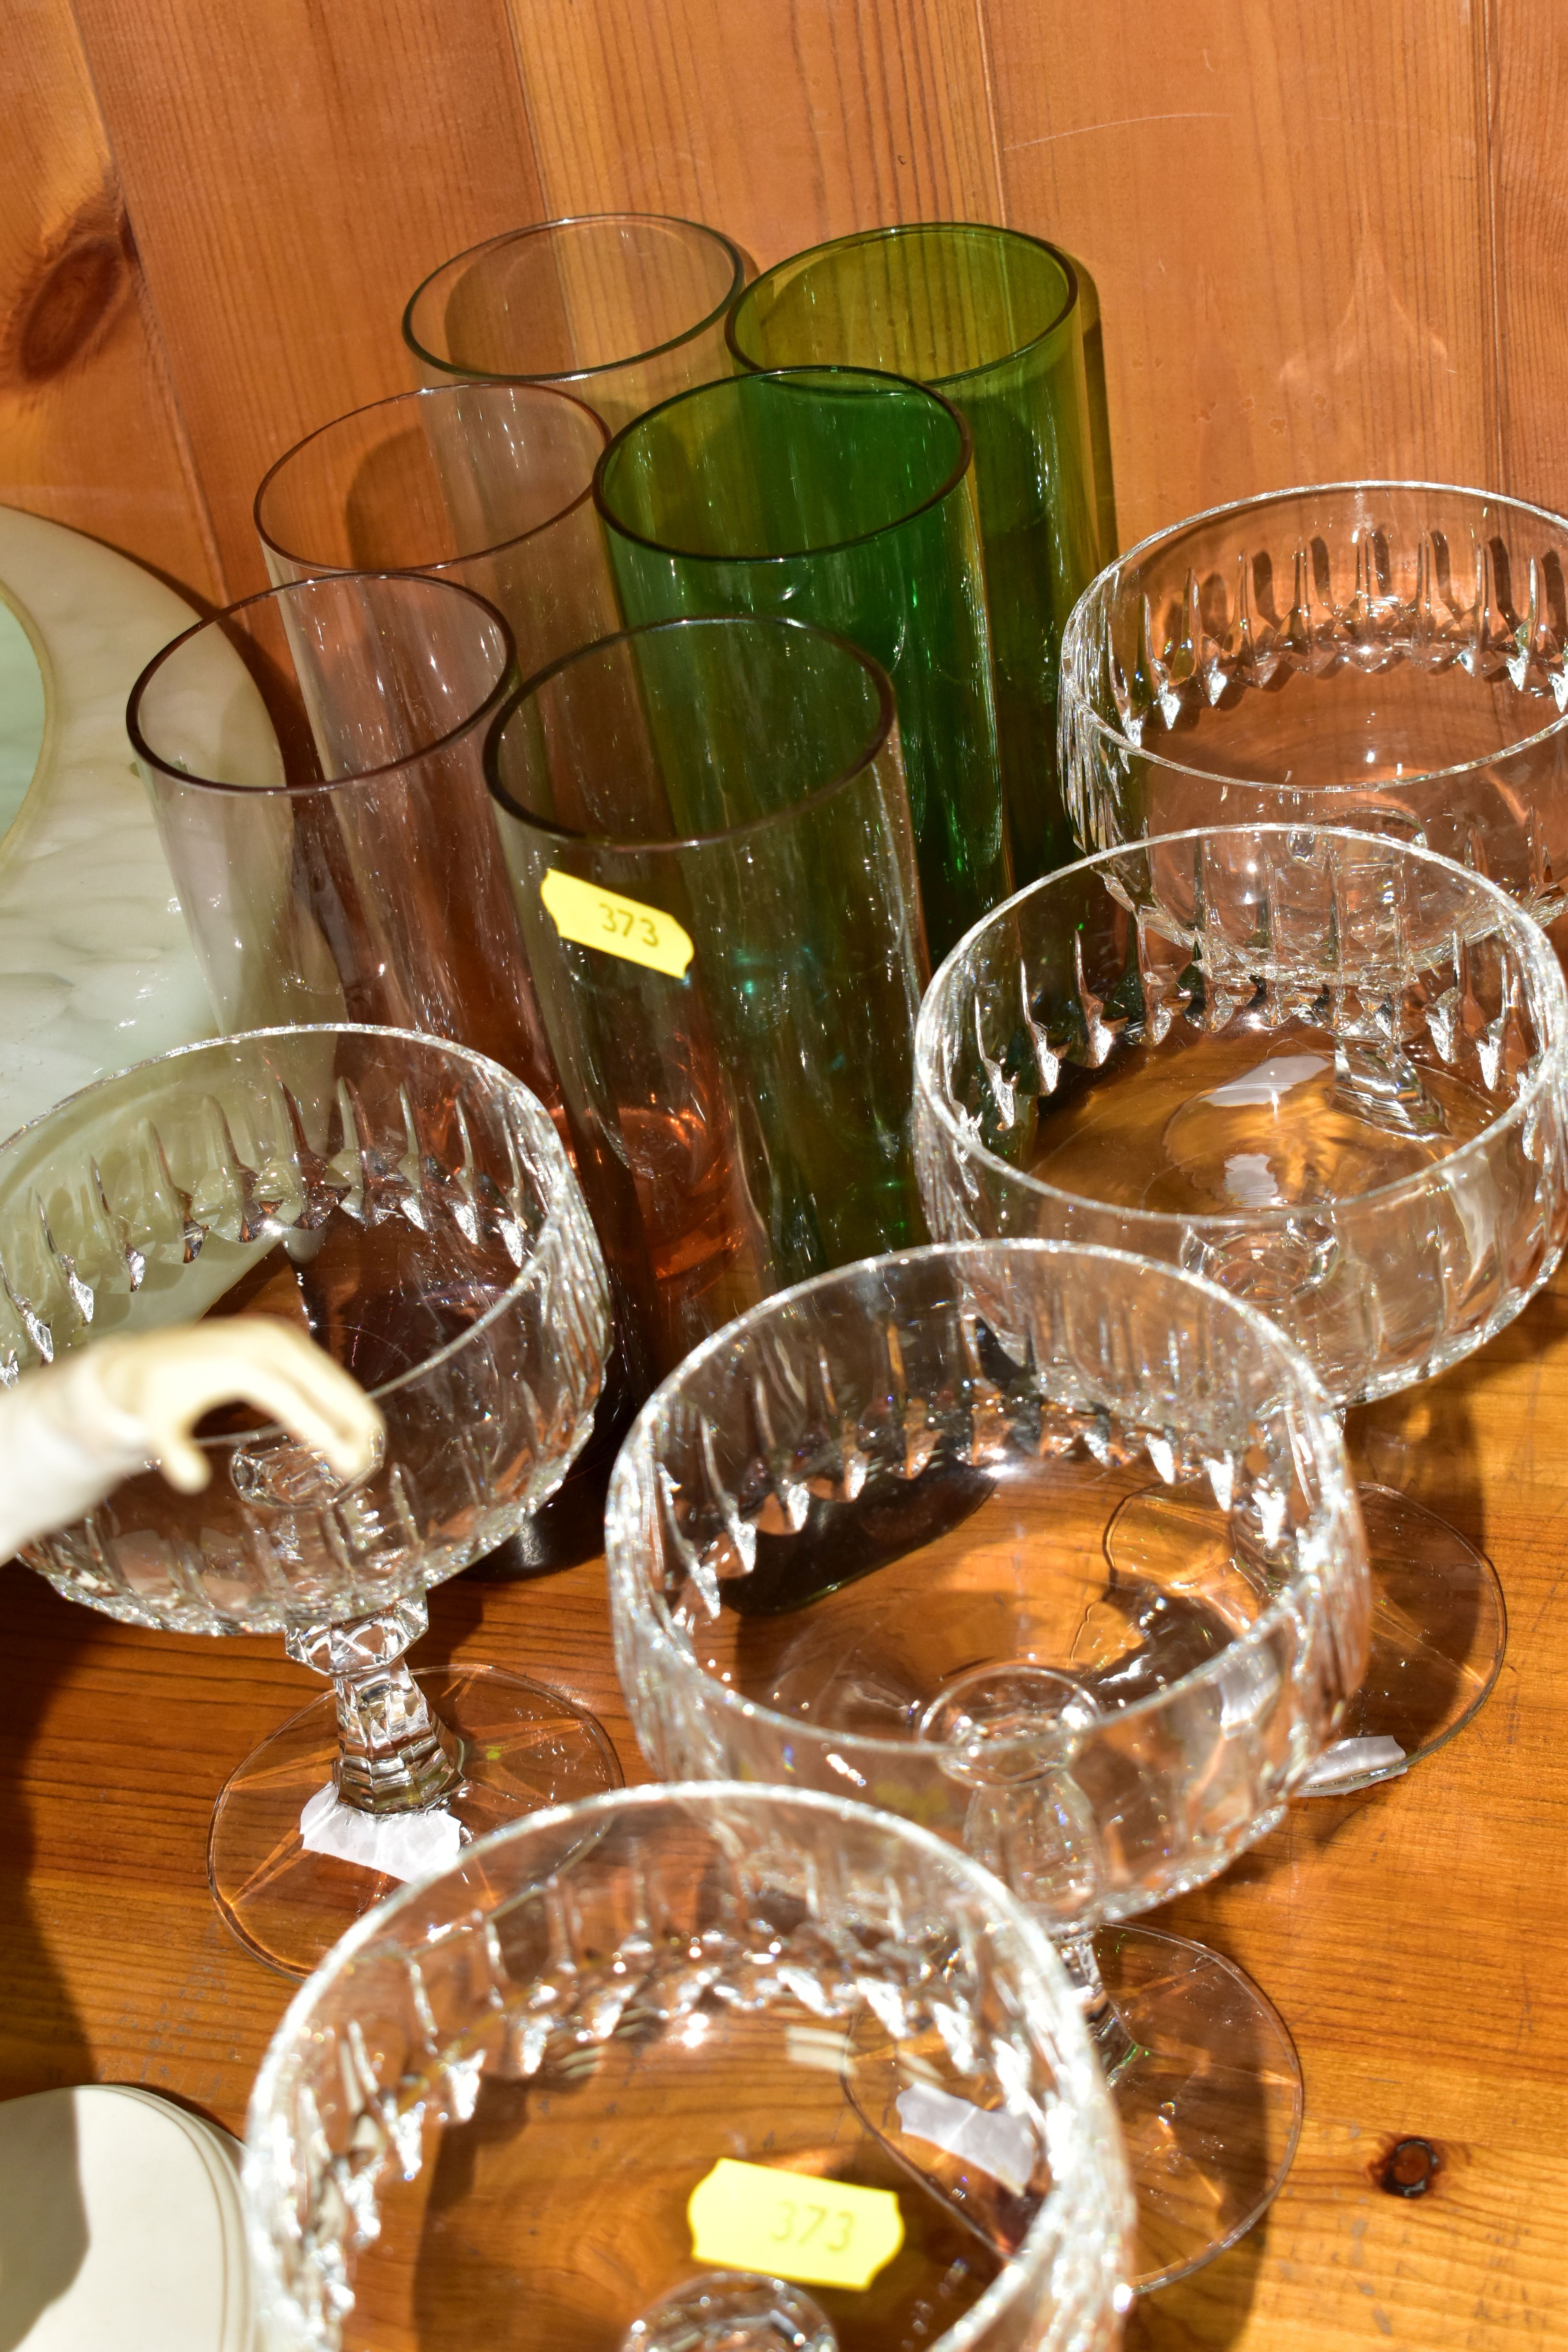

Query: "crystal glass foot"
left=1082, top=1925, right=1301, bottom=2290
left=209, top=1662, right=621, bottom=1976
left=1058, top=480, right=1568, bottom=935
left=244, top=1784, right=1134, bottom=2351
left=606, top=1239, right=1371, bottom=2289
left=0, top=1025, right=613, bottom=1976
left=916, top=825, right=1568, bottom=1786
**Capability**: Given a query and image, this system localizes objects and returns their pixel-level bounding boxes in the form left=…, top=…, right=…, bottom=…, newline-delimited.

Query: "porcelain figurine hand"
left=0, top=1319, right=384, bottom=1559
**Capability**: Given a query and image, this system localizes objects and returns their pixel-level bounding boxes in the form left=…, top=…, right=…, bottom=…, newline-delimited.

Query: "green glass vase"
left=593, top=365, right=1011, bottom=962
left=729, top=223, right=1102, bottom=886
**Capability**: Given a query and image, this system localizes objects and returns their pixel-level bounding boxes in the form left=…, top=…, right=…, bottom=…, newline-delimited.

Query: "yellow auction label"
left=688, top=2158, right=904, bottom=2292
left=540, top=867, right=694, bottom=979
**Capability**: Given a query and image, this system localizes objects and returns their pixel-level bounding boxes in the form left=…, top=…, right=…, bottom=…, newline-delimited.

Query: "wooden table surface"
left=3, top=1265, right=1566, bottom=2352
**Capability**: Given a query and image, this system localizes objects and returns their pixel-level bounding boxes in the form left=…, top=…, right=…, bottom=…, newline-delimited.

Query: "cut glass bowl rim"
left=0, top=1022, right=596, bottom=1445
left=915, top=821, right=1568, bottom=1243
left=1060, top=475, right=1568, bottom=791
left=242, top=1779, right=1134, bottom=2352
left=606, top=1235, right=1361, bottom=1760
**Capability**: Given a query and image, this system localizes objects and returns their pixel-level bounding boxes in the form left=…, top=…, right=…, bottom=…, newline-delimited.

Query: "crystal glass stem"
left=1058, top=1934, right=1139, bottom=2083
left=286, top=1601, right=463, bottom=1815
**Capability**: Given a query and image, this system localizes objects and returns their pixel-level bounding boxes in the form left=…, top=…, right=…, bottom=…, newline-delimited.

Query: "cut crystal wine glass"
left=915, top=824, right=1568, bottom=1791
left=1059, top=481, right=1568, bottom=949
left=0, top=1025, right=614, bottom=1977
left=244, top=1783, right=1134, bottom=2352
left=606, top=1238, right=1370, bottom=2290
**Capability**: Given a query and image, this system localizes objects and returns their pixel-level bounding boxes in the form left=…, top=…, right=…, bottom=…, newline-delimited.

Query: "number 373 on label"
left=687, top=2158, right=905, bottom=2292
left=540, top=868, right=695, bottom=980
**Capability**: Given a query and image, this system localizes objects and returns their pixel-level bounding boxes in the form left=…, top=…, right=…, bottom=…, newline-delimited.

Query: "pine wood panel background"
left=3, top=0, right=1555, bottom=607
left=4, top=8, right=1568, bottom=2349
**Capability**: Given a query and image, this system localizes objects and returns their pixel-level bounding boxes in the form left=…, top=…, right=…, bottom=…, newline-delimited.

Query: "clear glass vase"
left=401, top=210, right=750, bottom=434
left=729, top=221, right=1102, bottom=888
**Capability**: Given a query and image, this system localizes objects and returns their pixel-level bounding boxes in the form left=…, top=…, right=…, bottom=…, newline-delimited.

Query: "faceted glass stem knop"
left=1058, top=1933, right=1140, bottom=2083
left=286, top=1599, right=464, bottom=1814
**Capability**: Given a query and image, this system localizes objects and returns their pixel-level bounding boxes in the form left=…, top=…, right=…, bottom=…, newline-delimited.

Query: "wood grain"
left=1485, top=0, right=1568, bottom=515
left=4, top=1263, right=1567, bottom=2347
left=67, top=0, right=552, bottom=596
left=982, top=0, right=1501, bottom=547
left=0, top=0, right=221, bottom=599
left=506, top=0, right=1003, bottom=266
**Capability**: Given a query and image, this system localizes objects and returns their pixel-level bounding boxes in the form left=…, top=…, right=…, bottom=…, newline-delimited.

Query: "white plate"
left=0, top=2084, right=256, bottom=2351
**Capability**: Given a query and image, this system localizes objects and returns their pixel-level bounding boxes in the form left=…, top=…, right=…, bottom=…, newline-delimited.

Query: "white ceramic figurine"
left=0, top=1319, right=384, bottom=1559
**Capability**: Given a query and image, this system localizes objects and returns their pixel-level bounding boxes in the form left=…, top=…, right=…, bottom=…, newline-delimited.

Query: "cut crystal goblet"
left=244, top=1783, right=1133, bottom=2352
left=606, top=1238, right=1370, bottom=2290
left=1058, top=481, right=1568, bottom=945
left=916, top=824, right=1568, bottom=1790
left=0, top=1025, right=615, bottom=1976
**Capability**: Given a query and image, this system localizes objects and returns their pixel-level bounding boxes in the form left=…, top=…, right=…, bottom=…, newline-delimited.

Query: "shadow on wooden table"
left=0, top=1566, right=96, bottom=2344
left=0, top=1565, right=97, bottom=2098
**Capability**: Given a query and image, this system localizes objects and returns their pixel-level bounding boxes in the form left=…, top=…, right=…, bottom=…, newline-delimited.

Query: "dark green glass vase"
left=728, top=224, right=1102, bottom=886
left=593, top=365, right=1011, bottom=962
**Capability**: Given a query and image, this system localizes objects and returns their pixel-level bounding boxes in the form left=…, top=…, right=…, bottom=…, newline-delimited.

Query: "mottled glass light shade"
left=915, top=823, right=1568, bottom=1793
left=607, top=1237, right=1368, bottom=2291
left=730, top=222, right=1100, bottom=888
left=486, top=614, right=929, bottom=1403
left=594, top=365, right=1011, bottom=963
left=0, top=1025, right=615, bottom=1975
left=402, top=211, right=749, bottom=434
left=1060, top=481, right=1568, bottom=946
left=245, top=1784, right=1134, bottom=2352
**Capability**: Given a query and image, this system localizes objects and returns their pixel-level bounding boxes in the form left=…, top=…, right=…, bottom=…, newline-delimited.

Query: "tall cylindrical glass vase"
left=594, top=365, right=1011, bottom=960
left=730, top=222, right=1101, bottom=887
left=128, top=573, right=557, bottom=1107
left=487, top=614, right=929, bottom=1398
